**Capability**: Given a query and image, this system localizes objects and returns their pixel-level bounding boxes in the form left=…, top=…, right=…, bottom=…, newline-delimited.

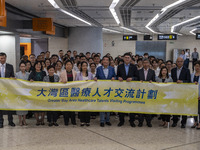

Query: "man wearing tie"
left=117, top=52, right=139, bottom=127
left=171, top=57, right=191, bottom=128
left=0, top=52, right=15, bottom=128
left=138, top=58, right=156, bottom=127
left=94, top=56, right=116, bottom=127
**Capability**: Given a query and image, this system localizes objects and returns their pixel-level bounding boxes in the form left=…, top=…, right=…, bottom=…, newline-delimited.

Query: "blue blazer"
left=191, top=73, right=200, bottom=97
left=95, top=66, right=116, bottom=80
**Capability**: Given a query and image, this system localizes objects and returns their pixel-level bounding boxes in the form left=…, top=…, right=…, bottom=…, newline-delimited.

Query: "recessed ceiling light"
left=109, top=0, right=120, bottom=25
left=120, top=27, right=144, bottom=34
left=146, top=0, right=187, bottom=34
left=102, top=28, right=121, bottom=33
left=171, top=16, right=200, bottom=35
left=190, top=28, right=198, bottom=35
left=48, top=0, right=92, bottom=26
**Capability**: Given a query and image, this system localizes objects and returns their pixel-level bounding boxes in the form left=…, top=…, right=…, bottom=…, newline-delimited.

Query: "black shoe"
left=172, top=123, right=177, bottom=127
left=80, top=123, right=85, bottom=126
left=181, top=124, right=186, bottom=128
left=86, top=123, right=90, bottom=127
left=41, top=122, right=45, bottom=126
left=106, top=122, right=112, bottom=126
left=9, top=122, right=15, bottom=127
left=65, top=123, right=68, bottom=126
left=138, top=123, right=143, bottom=127
left=130, top=122, right=136, bottom=127
left=0, top=124, right=3, bottom=128
left=118, top=122, right=124, bottom=127
left=100, top=123, right=104, bottom=127
left=48, top=123, right=53, bottom=127
left=72, top=123, right=77, bottom=125
left=53, top=123, right=59, bottom=126
left=147, top=123, right=152, bottom=127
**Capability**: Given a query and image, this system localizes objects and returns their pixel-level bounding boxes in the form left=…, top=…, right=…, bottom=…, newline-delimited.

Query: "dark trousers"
left=63, top=111, right=76, bottom=125
left=0, top=110, right=14, bottom=125
left=194, top=115, right=200, bottom=123
left=184, top=59, right=189, bottom=69
left=47, top=111, right=58, bottom=123
left=161, top=115, right=171, bottom=122
left=193, top=59, right=198, bottom=71
left=79, top=112, right=91, bottom=123
left=138, top=114, right=152, bottom=124
left=119, top=113, right=135, bottom=124
left=172, top=115, right=187, bottom=125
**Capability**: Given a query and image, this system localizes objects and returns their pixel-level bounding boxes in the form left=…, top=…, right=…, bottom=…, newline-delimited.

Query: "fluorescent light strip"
left=160, top=0, right=186, bottom=14
left=120, top=26, right=143, bottom=34
left=109, top=0, right=120, bottom=25
left=102, top=28, right=121, bottom=33
left=171, top=16, right=200, bottom=34
left=48, top=0, right=92, bottom=26
left=146, top=0, right=187, bottom=34
left=190, top=28, right=198, bottom=35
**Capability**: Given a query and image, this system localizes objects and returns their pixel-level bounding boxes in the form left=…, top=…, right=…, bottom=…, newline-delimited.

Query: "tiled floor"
left=0, top=115, right=200, bottom=150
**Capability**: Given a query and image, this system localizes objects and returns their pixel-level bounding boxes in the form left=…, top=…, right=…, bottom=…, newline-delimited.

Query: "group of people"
left=179, top=48, right=199, bottom=71
left=0, top=48, right=199, bottom=129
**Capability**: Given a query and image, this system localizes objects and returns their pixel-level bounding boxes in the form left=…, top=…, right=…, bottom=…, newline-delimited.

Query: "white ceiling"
left=5, top=0, right=200, bottom=35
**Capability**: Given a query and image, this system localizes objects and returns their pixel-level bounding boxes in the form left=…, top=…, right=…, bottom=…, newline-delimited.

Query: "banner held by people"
left=0, top=78, right=198, bottom=116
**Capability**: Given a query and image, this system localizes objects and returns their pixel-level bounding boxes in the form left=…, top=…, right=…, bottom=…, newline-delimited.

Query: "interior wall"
left=48, top=37, right=68, bottom=55
left=31, top=38, right=48, bottom=57
left=68, top=27, right=103, bottom=55
left=0, top=34, right=19, bottom=72
left=103, top=34, right=200, bottom=60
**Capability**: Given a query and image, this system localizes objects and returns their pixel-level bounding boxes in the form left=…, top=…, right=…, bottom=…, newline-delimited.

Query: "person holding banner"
left=28, top=61, right=47, bottom=126
left=156, top=66, right=173, bottom=128
left=138, top=58, right=156, bottom=127
left=15, top=62, right=30, bottom=126
left=76, top=61, right=93, bottom=126
left=191, top=61, right=200, bottom=129
left=59, top=60, right=77, bottom=126
left=117, top=52, right=139, bottom=127
left=0, top=52, right=15, bottom=128
left=171, top=57, right=191, bottom=128
left=94, top=56, right=116, bottom=127
left=43, top=65, right=60, bottom=127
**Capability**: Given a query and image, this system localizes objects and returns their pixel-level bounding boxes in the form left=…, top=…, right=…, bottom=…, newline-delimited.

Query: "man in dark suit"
left=117, top=52, right=139, bottom=127
left=94, top=56, right=116, bottom=127
left=138, top=58, right=156, bottom=127
left=0, top=52, right=15, bottom=128
left=171, top=57, right=191, bottom=128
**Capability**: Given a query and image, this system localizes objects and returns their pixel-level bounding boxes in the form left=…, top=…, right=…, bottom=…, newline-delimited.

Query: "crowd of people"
left=0, top=48, right=199, bottom=129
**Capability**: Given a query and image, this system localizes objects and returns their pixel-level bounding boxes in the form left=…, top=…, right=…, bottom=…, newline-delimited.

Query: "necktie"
left=1, top=65, right=5, bottom=78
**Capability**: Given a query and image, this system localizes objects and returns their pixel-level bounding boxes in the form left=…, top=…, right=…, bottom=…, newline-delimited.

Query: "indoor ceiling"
left=5, top=0, right=200, bottom=35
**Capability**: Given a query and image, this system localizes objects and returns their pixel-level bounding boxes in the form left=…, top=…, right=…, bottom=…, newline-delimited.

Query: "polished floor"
left=0, top=115, right=200, bottom=150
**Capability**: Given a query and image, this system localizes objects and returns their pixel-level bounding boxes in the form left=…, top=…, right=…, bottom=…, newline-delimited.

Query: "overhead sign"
left=144, top=35, right=153, bottom=40
left=0, top=9, right=6, bottom=27
left=32, top=18, right=53, bottom=31
left=123, top=35, right=137, bottom=40
left=0, top=0, right=6, bottom=16
left=196, top=33, right=200, bottom=40
left=46, top=25, right=56, bottom=35
left=158, top=34, right=177, bottom=40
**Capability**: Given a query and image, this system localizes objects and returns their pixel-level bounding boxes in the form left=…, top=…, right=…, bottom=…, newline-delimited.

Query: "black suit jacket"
left=171, top=66, right=191, bottom=83
left=0, top=63, right=14, bottom=78
left=117, top=63, right=139, bottom=81
left=138, top=68, right=156, bottom=82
